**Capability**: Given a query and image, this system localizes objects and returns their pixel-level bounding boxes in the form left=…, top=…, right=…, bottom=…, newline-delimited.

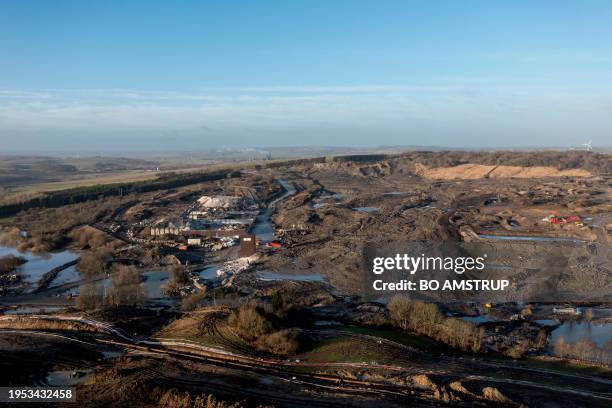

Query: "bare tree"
left=76, top=282, right=105, bottom=310
left=76, top=247, right=113, bottom=276
left=106, top=265, right=147, bottom=307
left=164, top=265, right=190, bottom=296
left=388, top=296, right=481, bottom=352
left=584, top=308, right=593, bottom=323
left=388, top=296, right=412, bottom=331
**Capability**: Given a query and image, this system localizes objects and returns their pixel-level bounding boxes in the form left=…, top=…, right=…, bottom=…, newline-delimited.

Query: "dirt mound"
left=417, top=163, right=592, bottom=180
left=0, top=316, right=101, bottom=333
left=481, top=386, right=514, bottom=404
left=449, top=381, right=474, bottom=396
left=410, top=374, right=436, bottom=390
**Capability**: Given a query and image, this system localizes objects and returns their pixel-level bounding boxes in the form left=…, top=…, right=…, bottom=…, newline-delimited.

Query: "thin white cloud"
left=0, top=85, right=610, bottom=149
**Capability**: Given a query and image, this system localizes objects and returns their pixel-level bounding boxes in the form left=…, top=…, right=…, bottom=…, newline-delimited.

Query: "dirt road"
left=1, top=315, right=610, bottom=407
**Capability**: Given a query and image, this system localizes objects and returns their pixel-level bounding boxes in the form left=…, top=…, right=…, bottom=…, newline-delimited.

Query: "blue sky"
left=1, top=1, right=611, bottom=151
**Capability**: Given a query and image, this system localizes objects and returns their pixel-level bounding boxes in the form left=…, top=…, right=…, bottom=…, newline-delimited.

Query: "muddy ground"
left=257, top=157, right=610, bottom=297
left=0, top=152, right=610, bottom=407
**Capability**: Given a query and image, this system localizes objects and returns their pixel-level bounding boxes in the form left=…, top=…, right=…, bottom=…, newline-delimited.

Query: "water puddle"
left=461, top=315, right=497, bottom=324
left=478, top=234, right=586, bottom=243
left=257, top=271, right=325, bottom=282
left=196, top=264, right=219, bottom=280
left=353, top=207, right=379, bottom=213
left=535, top=319, right=557, bottom=326
left=45, top=370, right=90, bottom=387
left=251, top=207, right=275, bottom=243
left=251, top=179, right=296, bottom=243
left=313, top=320, right=342, bottom=327
left=101, top=350, right=125, bottom=359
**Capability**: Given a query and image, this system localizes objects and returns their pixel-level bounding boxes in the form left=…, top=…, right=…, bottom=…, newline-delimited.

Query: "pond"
left=141, top=270, right=169, bottom=299
left=88, top=270, right=170, bottom=301
left=549, top=321, right=611, bottom=348
left=49, top=265, right=80, bottom=287
left=0, top=246, right=79, bottom=288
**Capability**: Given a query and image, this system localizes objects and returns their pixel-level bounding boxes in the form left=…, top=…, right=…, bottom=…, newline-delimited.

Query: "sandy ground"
left=416, top=163, right=593, bottom=180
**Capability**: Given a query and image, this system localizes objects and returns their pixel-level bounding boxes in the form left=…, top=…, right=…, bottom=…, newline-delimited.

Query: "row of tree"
left=76, top=265, right=147, bottom=310
left=387, top=296, right=483, bottom=352
left=0, top=170, right=239, bottom=218
left=554, top=336, right=611, bottom=365
left=396, top=150, right=611, bottom=174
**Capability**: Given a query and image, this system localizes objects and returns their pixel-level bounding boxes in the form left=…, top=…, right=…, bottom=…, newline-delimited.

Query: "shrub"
left=76, top=247, right=113, bottom=276
left=76, top=282, right=105, bottom=311
left=181, top=289, right=207, bottom=311
left=388, top=296, right=412, bottom=331
left=0, top=227, right=22, bottom=247
left=503, top=342, right=529, bottom=359
left=388, top=296, right=443, bottom=337
left=0, top=255, right=26, bottom=274
left=68, top=226, right=111, bottom=249
left=152, top=387, right=245, bottom=408
left=228, top=306, right=272, bottom=341
left=554, top=336, right=610, bottom=365
left=255, top=329, right=300, bottom=356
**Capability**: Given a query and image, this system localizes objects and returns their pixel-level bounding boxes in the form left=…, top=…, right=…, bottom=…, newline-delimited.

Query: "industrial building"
left=148, top=193, right=262, bottom=258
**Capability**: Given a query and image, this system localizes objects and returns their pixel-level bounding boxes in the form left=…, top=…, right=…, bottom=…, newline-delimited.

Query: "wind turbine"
left=582, top=140, right=593, bottom=152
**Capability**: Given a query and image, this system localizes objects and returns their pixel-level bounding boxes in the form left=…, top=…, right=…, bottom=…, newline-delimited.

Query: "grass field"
left=298, top=336, right=401, bottom=364
left=0, top=155, right=301, bottom=206
left=153, top=309, right=255, bottom=354
left=522, top=356, right=612, bottom=379
left=10, top=170, right=161, bottom=194
left=340, top=326, right=457, bottom=355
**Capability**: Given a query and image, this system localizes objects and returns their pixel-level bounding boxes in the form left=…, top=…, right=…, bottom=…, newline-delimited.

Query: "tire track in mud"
left=1, top=315, right=611, bottom=404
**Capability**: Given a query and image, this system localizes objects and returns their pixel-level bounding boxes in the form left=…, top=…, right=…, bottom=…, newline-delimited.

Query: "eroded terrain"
left=0, top=151, right=610, bottom=407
